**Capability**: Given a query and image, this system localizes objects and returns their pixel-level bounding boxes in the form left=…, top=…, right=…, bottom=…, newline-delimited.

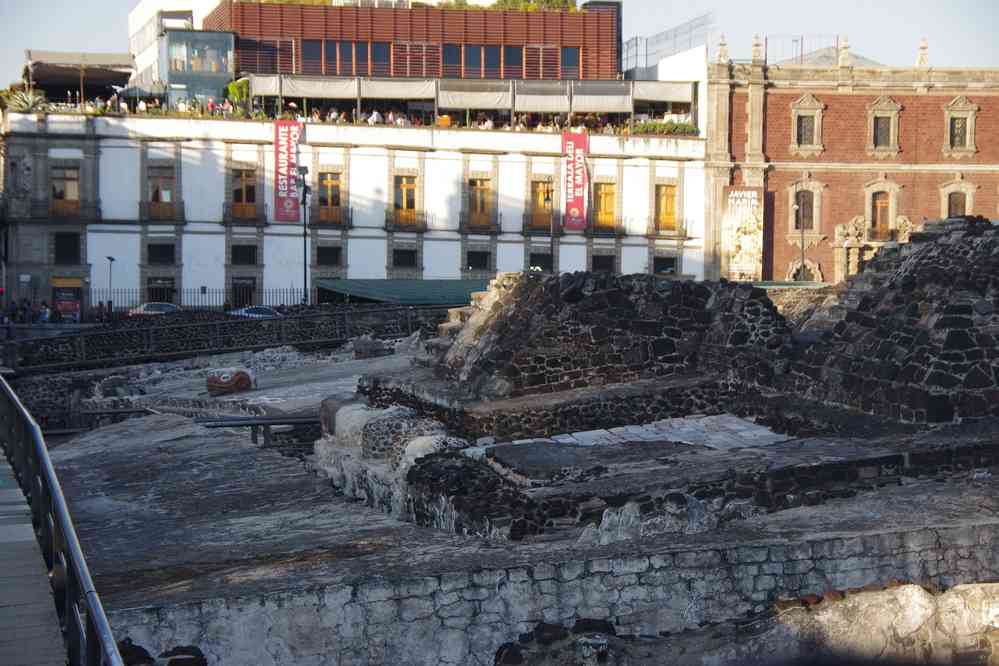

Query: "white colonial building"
left=0, top=111, right=708, bottom=309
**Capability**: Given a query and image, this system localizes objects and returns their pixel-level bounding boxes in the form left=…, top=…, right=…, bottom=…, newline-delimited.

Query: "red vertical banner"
left=274, top=120, right=303, bottom=223
left=561, top=130, right=589, bottom=231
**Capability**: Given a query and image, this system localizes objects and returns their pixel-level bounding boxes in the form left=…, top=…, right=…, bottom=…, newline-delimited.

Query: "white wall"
left=263, top=230, right=309, bottom=292
left=559, top=241, right=587, bottom=273
left=657, top=44, right=709, bottom=137
left=99, top=141, right=141, bottom=221
left=346, top=238, right=387, bottom=279
left=181, top=141, right=225, bottom=222
left=423, top=239, right=461, bottom=279
left=182, top=226, right=225, bottom=296
left=621, top=245, right=648, bottom=274
left=349, top=149, right=388, bottom=229
left=87, top=228, right=141, bottom=292
left=424, top=152, right=463, bottom=231
left=682, top=164, right=707, bottom=280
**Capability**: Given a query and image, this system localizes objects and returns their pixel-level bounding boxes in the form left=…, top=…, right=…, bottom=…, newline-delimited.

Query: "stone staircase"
left=415, top=288, right=491, bottom=367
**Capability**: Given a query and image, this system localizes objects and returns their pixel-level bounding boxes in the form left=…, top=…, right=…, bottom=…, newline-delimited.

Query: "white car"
left=227, top=306, right=283, bottom=319
left=127, top=302, right=181, bottom=317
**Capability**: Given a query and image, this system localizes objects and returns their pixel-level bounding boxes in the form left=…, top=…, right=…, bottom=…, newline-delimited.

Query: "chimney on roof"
left=838, top=36, right=851, bottom=67
left=716, top=34, right=729, bottom=64
left=916, top=38, right=929, bottom=67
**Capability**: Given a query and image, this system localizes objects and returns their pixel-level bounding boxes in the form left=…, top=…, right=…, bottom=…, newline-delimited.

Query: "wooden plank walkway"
left=0, top=459, right=65, bottom=666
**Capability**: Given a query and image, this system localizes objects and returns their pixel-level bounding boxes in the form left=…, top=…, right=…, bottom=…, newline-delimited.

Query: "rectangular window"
left=795, top=190, right=814, bottom=231
left=528, top=252, right=553, bottom=272
left=317, top=246, right=342, bottom=267
left=464, top=45, right=481, bottom=78
left=871, top=192, right=891, bottom=240
left=950, top=117, right=968, bottom=148
left=324, top=39, right=338, bottom=74
left=796, top=114, right=815, bottom=146
left=54, top=232, right=81, bottom=265
left=339, top=41, right=354, bottom=76
left=147, top=277, right=175, bottom=304
left=147, top=243, right=176, bottom=266
left=655, top=184, right=677, bottom=232
left=653, top=256, right=677, bottom=275
left=561, top=47, right=580, bottom=79
left=355, top=41, right=369, bottom=76
left=231, top=276, right=256, bottom=308
left=393, top=175, right=417, bottom=227
left=51, top=167, right=80, bottom=216
left=442, top=44, right=461, bottom=78
left=873, top=116, right=891, bottom=148
left=530, top=180, right=553, bottom=231
left=591, top=254, right=615, bottom=273
left=302, top=39, right=323, bottom=75
left=467, top=178, right=491, bottom=229
left=484, top=45, right=500, bottom=78
left=467, top=250, right=490, bottom=271
left=231, top=169, right=256, bottom=220
left=948, top=191, right=967, bottom=218
left=372, top=41, right=390, bottom=76
left=149, top=166, right=174, bottom=203
left=318, top=172, right=345, bottom=225
left=594, top=183, right=616, bottom=231
left=392, top=248, right=418, bottom=269
left=231, top=244, right=257, bottom=265
left=503, top=46, right=522, bottom=78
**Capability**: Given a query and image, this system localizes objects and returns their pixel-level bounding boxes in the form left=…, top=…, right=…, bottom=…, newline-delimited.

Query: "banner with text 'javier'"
left=561, top=130, right=589, bottom=231
left=274, top=120, right=303, bottom=223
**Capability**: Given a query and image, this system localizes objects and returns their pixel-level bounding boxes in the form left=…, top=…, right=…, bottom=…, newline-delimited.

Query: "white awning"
left=282, top=76, right=358, bottom=99
left=437, top=80, right=511, bottom=109
left=248, top=74, right=279, bottom=97
left=632, top=81, right=693, bottom=103
left=514, top=81, right=570, bottom=113
left=360, top=78, right=435, bottom=99
left=571, top=81, right=633, bottom=113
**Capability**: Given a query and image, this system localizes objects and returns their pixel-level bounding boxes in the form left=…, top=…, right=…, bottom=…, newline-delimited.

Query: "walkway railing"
left=12, top=305, right=453, bottom=372
left=0, top=376, right=124, bottom=666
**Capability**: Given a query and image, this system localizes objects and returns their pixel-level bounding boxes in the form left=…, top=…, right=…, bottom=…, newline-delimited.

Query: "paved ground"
left=49, top=412, right=999, bottom=612
left=0, top=459, right=65, bottom=666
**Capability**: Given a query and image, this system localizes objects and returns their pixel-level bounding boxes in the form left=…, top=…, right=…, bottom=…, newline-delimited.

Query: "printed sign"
left=561, top=131, right=589, bottom=232
left=53, top=288, right=81, bottom=321
left=721, top=186, right=765, bottom=281
left=274, top=120, right=303, bottom=223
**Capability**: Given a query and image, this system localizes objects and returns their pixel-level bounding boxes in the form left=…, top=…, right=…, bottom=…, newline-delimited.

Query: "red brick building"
left=705, top=37, right=999, bottom=283
left=203, top=0, right=619, bottom=80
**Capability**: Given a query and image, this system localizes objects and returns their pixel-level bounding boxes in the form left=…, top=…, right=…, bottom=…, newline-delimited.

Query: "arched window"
left=947, top=191, right=967, bottom=218
left=870, top=191, right=891, bottom=240
left=794, top=190, right=814, bottom=231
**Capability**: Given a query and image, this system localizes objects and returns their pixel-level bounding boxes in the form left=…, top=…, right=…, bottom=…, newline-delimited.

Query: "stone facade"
left=706, top=38, right=999, bottom=283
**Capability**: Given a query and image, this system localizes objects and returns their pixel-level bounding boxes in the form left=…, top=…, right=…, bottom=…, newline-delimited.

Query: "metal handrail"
left=0, top=375, right=124, bottom=666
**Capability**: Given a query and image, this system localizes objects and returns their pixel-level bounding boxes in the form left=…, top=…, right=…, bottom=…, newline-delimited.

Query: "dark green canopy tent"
left=315, top=278, right=489, bottom=306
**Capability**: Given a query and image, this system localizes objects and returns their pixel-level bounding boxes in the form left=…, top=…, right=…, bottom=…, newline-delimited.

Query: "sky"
left=0, top=0, right=997, bottom=87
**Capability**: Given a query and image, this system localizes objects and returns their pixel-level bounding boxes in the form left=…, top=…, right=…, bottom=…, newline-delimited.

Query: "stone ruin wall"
left=437, top=272, right=793, bottom=402
left=110, top=521, right=999, bottom=666
left=782, top=220, right=999, bottom=423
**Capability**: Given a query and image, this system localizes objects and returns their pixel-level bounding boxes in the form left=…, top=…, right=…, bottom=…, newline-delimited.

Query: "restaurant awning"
left=315, top=278, right=489, bottom=305
left=437, top=80, right=512, bottom=110
left=514, top=81, right=570, bottom=113
left=570, top=81, right=632, bottom=113
left=360, top=78, right=436, bottom=99
left=632, top=81, right=694, bottom=103
left=278, top=75, right=359, bottom=99
left=24, top=50, right=133, bottom=92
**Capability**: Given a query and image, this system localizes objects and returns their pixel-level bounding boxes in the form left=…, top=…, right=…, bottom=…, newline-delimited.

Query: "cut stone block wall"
left=110, top=522, right=999, bottom=666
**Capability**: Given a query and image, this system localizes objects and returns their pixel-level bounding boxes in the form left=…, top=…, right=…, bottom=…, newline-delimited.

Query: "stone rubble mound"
left=439, top=271, right=793, bottom=401
left=788, top=218, right=999, bottom=422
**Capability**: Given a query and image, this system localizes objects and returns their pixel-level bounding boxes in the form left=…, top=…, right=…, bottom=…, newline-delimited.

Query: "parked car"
left=127, top=302, right=181, bottom=317
left=227, top=306, right=283, bottom=319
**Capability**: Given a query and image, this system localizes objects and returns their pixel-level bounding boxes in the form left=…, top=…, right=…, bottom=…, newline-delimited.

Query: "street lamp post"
left=106, top=256, right=115, bottom=319
left=297, top=166, right=311, bottom=305
left=545, top=186, right=555, bottom=274
left=792, top=182, right=806, bottom=282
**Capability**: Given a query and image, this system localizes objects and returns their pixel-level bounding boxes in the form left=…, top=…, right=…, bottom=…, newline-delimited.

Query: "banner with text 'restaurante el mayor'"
left=561, top=130, right=589, bottom=232
left=274, top=120, right=303, bottom=223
